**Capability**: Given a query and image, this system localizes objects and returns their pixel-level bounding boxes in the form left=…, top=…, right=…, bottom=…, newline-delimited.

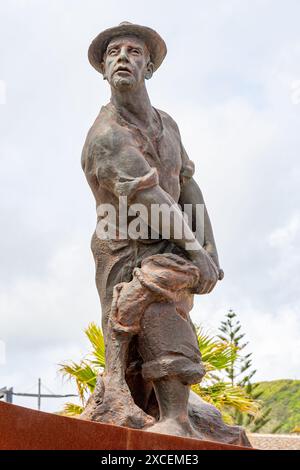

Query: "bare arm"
left=179, top=177, right=224, bottom=280
left=129, top=181, right=219, bottom=293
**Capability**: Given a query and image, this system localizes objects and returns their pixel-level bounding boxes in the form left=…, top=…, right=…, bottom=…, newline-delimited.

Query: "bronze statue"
left=81, top=22, right=250, bottom=446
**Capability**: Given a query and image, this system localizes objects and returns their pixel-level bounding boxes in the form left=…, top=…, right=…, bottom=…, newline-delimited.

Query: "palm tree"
left=192, top=326, right=260, bottom=421
left=59, top=323, right=105, bottom=415
left=59, top=322, right=259, bottom=420
left=218, top=310, right=271, bottom=429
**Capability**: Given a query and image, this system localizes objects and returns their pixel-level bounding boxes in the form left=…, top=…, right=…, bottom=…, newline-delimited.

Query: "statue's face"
left=102, top=35, right=153, bottom=90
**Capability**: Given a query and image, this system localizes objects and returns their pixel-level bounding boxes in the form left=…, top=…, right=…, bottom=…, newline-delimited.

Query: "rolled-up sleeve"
left=90, top=133, right=159, bottom=201
left=114, top=166, right=159, bottom=198
left=180, top=142, right=195, bottom=188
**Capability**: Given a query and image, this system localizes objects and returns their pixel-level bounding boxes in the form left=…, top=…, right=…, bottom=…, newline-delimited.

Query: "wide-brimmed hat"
left=88, top=21, right=167, bottom=74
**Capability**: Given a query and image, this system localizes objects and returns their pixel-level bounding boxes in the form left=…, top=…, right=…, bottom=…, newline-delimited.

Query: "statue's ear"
left=99, top=61, right=106, bottom=78
left=145, top=61, right=154, bottom=80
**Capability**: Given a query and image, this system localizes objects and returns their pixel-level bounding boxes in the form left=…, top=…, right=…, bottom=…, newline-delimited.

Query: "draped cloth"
left=110, top=253, right=205, bottom=384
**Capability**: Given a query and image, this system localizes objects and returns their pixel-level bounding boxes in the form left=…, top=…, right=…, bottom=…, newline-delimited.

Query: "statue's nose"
left=117, top=47, right=129, bottom=62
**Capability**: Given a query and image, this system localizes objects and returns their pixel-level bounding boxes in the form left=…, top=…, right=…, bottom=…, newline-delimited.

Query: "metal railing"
left=0, top=378, right=77, bottom=410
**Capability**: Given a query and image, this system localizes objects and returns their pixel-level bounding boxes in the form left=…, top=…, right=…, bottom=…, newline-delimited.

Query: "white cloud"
left=0, top=80, right=6, bottom=105
left=247, top=306, right=300, bottom=381
left=0, top=237, right=98, bottom=410
left=0, top=237, right=99, bottom=347
left=290, top=80, right=300, bottom=105
left=192, top=301, right=300, bottom=382
left=0, top=340, right=5, bottom=365
left=268, top=214, right=300, bottom=248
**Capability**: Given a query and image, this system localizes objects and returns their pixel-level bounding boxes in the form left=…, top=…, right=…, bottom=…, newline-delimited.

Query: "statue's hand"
left=189, top=249, right=220, bottom=294
left=218, top=268, right=224, bottom=281
left=202, top=245, right=224, bottom=281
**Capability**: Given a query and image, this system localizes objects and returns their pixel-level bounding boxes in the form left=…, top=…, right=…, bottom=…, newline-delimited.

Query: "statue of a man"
left=80, top=22, right=249, bottom=444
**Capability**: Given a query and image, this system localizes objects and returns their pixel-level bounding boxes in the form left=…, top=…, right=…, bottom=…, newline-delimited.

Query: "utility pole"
left=6, top=387, right=13, bottom=403
left=0, top=387, right=13, bottom=403
left=38, top=378, right=41, bottom=411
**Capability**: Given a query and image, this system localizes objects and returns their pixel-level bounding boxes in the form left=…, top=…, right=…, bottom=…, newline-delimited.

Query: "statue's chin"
left=112, top=76, right=135, bottom=91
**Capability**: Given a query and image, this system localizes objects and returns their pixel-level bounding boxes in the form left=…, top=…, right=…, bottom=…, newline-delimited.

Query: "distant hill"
left=253, top=380, right=300, bottom=433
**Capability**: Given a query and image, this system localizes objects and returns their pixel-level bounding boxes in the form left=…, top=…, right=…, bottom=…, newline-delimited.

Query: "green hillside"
left=253, top=380, right=300, bottom=433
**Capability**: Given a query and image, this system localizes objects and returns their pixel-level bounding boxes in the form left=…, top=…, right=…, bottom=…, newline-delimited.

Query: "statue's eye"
left=108, top=49, right=118, bottom=56
left=131, top=49, right=141, bottom=55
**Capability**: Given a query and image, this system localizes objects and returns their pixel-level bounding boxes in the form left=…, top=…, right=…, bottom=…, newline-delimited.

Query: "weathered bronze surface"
left=81, top=22, right=249, bottom=446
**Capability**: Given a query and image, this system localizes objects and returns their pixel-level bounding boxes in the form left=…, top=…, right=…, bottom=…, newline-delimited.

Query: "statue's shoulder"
left=85, top=104, right=125, bottom=148
left=81, top=104, right=127, bottom=171
left=155, top=108, right=181, bottom=136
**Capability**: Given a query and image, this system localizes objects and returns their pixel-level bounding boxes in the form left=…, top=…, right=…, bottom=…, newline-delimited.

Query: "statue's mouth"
left=114, top=66, right=132, bottom=75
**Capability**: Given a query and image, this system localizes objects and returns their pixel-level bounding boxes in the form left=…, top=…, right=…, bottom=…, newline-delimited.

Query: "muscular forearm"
left=130, top=184, right=206, bottom=259
left=179, top=177, right=221, bottom=269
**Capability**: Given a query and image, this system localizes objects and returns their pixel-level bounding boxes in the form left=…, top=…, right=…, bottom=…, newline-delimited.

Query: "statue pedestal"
left=0, top=402, right=252, bottom=450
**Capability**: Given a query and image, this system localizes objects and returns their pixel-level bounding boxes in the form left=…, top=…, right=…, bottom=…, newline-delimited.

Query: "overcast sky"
left=0, top=0, right=300, bottom=412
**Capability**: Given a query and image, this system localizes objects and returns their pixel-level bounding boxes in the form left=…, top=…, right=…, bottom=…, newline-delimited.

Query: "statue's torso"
left=82, top=102, right=184, bottom=207
left=81, top=102, right=194, bottom=304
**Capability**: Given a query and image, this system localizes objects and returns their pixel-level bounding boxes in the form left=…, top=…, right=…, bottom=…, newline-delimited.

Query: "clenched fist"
left=189, top=248, right=223, bottom=294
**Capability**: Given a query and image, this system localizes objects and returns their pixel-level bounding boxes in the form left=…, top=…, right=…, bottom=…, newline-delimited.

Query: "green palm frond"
left=84, top=322, right=105, bottom=368
left=58, top=324, right=105, bottom=405
left=193, top=325, right=260, bottom=420
left=59, top=360, right=97, bottom=402
left=192, top=382, right=260, bottom=416
left=62, top=402, right=84, bottom=416
left=196, top=326, right=237, bottom=372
